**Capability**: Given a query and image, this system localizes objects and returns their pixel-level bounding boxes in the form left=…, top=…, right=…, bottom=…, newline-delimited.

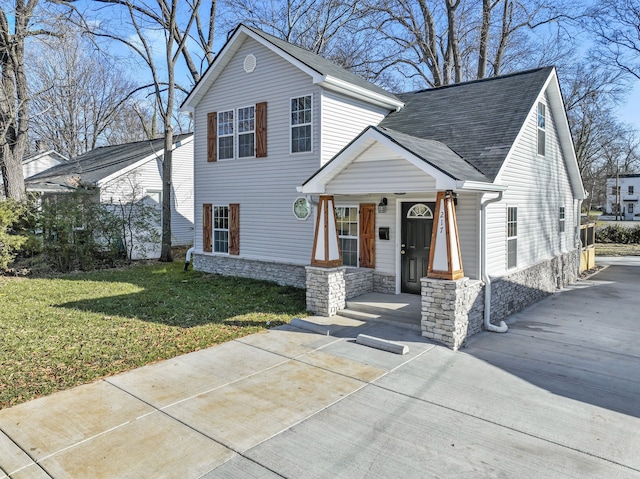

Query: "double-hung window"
left=238, top=106, right=255, bottom=158
left=213, top=206, right=229, bottom=253
left=559, top=206, right=565, bottom=233
left=291, top=95, right=312, bottom=153
left=537, top=102, right=546, bottom=156
left=336, top=206, right=358, bottom=267
left=218, top=110, right=234, bottom=160
left=507, top=207, right=518, bottom=269
left=629, top=186, right=635, bottom=195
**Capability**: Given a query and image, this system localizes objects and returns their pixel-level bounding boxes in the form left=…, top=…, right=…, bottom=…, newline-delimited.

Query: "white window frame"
left=559, top=206, right=565, bottom=233
left=217, top=110, right=234, bottom=160
left=213, top=205, right=229, bottom=254
left=336, top=205, right=358, bottom=267
left=507, top=206, right=518, bottom=270
left=237, top=105, right=255, bottom=159
left=290, top=94, right=313, bottom=154
left=537, top=102, right=546, bottom=156
left=629, top=203, right=635, bottom=214
left=629, top=185, right=635, bottom=195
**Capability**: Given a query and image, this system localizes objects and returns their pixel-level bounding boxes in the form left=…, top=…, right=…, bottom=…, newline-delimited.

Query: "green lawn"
left=0, top=262, right=307, bottom=409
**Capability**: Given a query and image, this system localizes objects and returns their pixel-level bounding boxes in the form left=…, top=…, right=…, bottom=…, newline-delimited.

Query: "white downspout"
left=480, top=191, right=508, bottom=333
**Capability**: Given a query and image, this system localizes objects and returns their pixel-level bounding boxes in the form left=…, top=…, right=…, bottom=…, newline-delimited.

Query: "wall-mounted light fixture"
left=378, top=197, right=388, bottom=213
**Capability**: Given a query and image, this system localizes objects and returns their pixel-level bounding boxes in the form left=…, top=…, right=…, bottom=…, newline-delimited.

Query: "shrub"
left=595, top=224, right=640, bottom=244
left=0, top=199, right=28, bottom=270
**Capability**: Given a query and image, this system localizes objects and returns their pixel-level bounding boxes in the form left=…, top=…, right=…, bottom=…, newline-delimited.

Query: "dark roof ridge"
left=403, top=66, right=554, bottom=95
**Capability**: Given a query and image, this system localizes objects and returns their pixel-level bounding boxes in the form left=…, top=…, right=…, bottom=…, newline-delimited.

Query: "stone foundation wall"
left=374, top=272, right=396, bottom=294
left=345, top=268, right=374, bottom=299
left=193, top=254, right=306, bottom=289
left=306, top=266, right=346, bottom=316
left=421, top=277, right=484, bottom=350
left=421, top=248, right=580, bottom=350
left=490, top=249, right=579, bottom=323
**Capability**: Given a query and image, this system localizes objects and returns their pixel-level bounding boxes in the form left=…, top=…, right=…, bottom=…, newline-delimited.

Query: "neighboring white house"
left=181, top=25, right=585, bottom=349
left=26, top=134, right=194, bottom=259
left=605, top=175, right=640, bottom=220
left=22, top=150, right=69, bottom=179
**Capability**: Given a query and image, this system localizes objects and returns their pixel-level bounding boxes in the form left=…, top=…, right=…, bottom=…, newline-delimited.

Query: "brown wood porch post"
left=311, top=195, right=343, bottom=267
left=427, top=190, right=464, bottom=280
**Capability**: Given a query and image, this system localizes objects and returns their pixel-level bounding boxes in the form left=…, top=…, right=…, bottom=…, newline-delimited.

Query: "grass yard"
left=0, top=262, right=307, bottom=409
left=595, top=243, right=640, bottom=256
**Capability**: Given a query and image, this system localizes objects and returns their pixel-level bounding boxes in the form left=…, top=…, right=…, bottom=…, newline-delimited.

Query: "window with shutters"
left=238, top=106, right=255, bottom=158
left=336, top=206, right=358, bottom=267
left=213, top=206, right=229, bottom=253
left=213, top=103, right=266, bottom=160
left=291, top=95, right=312, bottom=153
left=218, top=110, right=234, bottom=160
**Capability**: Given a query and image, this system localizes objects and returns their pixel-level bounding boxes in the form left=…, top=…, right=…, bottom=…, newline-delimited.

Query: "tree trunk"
left=477, top=0, right=492, bottom=79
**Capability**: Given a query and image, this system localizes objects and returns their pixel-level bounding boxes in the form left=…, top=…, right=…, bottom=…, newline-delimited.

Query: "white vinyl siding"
left=320, top=91, right=388, bottom=164
left=487, top=92, right=575, bottom=276
left=454, top=193, right=479, bottom=280
left=326, top=152, right=437, bottom=195
left=193, top=38, right=321, bottom=263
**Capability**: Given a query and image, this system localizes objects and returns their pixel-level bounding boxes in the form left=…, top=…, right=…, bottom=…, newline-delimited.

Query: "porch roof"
left=299, top=126, right=500, bottom=195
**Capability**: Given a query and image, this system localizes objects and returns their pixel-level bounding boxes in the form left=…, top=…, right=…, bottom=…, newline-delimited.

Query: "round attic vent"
left=244, top=54, right=257, bottom=73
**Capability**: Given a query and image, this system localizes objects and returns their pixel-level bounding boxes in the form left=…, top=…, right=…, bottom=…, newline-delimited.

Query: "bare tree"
left=80, top=0, right=216, bottom=261
left=585, top=0, right=640, bottom=81
left=366, top=0, right=577, bottom=89
left=28, top=26, right=149, bottom=158
left=0, top=1, right=55, bottom=200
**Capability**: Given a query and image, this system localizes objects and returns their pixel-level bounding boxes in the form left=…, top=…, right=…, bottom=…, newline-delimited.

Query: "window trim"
left=217, top=110, right=234, bottom=161
left=507, top=206, right=518, bottom=270
left=629, top=185, right=635, bottom=195
left=290, top=94, right=313, bottom=154
left=213, top=205, right=230, bottom=254
left=336, top=205, right=359, bottom=267
left=559, top=206, right=565, bottom=233
left=237, top=104, right=256, bottom=159
left=537, top=102, right=546, bottom=156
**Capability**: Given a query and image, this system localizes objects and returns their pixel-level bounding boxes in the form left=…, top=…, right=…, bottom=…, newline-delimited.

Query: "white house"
left=182, top=25, right=585, bottom=349
left=22, top=149, right=69, bottom=179
left=26, top=134, right=194, bottom=259
left=605, top=175, right=640, bottom=220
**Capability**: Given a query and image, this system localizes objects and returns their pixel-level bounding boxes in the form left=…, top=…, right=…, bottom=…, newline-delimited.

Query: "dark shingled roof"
left=374, top=127, right=489, bottom=182
left=379, top=67, right=554, bottom=181
left=244, top=26, right=401, bottom=104
left=26, top=134, right=192, bottom=190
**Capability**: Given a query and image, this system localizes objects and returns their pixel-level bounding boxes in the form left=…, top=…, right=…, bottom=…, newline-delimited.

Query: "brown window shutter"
left=203, top=203, right=212, bottom=252
left=256, top=102, right=267, bottom=158
left=359, top=203, right=376, bottom=268
left=207, top=112, right=217, bottom=162
left=229, top=203, right=240, bottom=255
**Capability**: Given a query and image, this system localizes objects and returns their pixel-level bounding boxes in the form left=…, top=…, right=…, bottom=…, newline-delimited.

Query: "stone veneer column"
left=305, top=266, right=346, bottom=317
left=421, top=276, right=484, bottom=351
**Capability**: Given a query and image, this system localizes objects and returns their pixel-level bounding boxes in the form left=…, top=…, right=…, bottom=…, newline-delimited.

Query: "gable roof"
left=26, top=134, right=192, bottom=192
left=23, top=149, right=69, bottom=166
left=379, top=67, right=554, bottom=181
left=181, top=24, right=403, bottom=112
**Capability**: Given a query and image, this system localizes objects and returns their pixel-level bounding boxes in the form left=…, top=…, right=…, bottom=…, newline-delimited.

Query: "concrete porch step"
left=339, top=293, right=422, bottom=331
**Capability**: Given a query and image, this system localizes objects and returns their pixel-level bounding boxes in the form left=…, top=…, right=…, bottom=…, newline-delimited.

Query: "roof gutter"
left=481, top=191, right=508, bottom=333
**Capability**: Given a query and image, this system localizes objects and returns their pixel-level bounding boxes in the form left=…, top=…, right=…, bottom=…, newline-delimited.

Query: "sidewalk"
left=2, top=262, right=640, bottom=478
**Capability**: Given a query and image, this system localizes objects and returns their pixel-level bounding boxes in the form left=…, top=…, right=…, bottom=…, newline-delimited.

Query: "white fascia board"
left=318, top=76, right=404, bottom=111
left=455, top=180, right=508, bottom=192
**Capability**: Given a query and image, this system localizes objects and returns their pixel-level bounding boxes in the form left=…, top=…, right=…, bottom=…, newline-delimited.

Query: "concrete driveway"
left=1, top=261, right=639, bottom=478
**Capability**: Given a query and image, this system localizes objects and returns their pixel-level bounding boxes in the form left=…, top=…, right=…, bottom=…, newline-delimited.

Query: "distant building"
left=605, top=175, right=640, bottom=220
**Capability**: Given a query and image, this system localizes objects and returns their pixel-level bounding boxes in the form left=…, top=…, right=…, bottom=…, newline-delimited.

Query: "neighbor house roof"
left=181, top=24, right=403, bottom=112
left=379, top=67, right=555, bottom=181
left=26, top=134, right=193, bottom=193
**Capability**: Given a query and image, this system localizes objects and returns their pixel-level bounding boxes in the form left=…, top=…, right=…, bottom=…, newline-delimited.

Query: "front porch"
left=339, top=292, right=422, bottom=331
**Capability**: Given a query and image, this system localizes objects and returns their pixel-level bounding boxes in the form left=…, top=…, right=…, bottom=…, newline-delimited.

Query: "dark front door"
left=401, top=202, right=435, bottom=294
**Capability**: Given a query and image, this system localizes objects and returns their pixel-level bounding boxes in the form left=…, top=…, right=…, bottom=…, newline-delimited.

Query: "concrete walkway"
left=2, top=262, right=640, bottom=478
